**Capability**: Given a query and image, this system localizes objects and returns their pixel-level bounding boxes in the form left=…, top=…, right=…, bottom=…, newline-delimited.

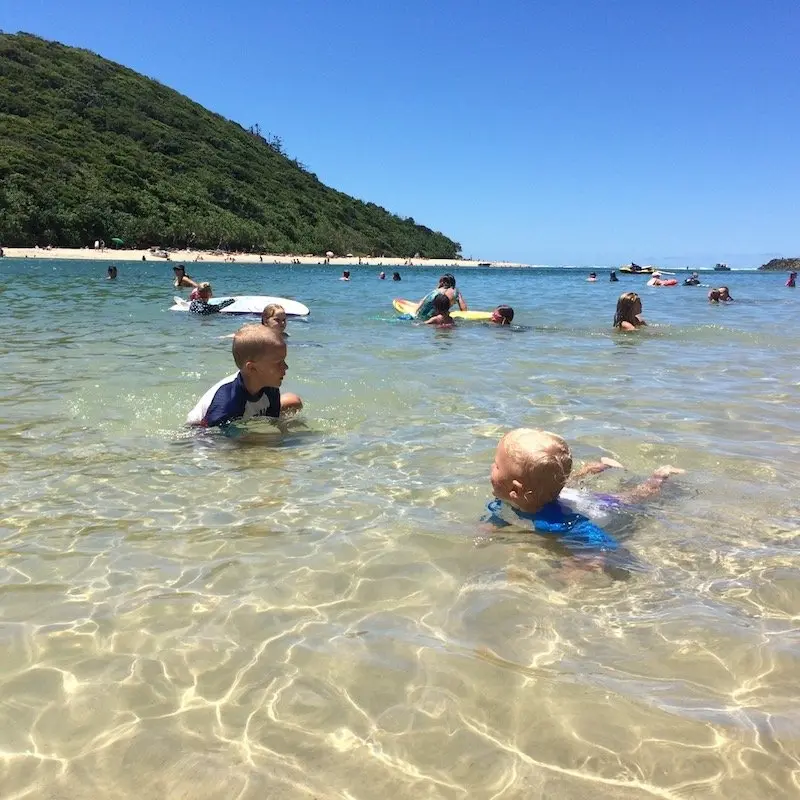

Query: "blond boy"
left=186, top=325, right=302, bottom=428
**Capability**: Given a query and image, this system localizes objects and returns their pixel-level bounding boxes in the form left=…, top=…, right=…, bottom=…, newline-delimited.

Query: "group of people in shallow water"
left=613, top=285, right=734, bottom=331
left=172, top=264, right=686, bottom=575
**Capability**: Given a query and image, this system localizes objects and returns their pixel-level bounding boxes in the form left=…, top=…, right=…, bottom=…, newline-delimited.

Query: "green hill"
left=0, top=33, right=461, bottom=257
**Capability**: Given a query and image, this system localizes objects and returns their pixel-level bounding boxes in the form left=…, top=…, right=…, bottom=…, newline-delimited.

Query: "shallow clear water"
left=1, top=259, right=799, bottom=799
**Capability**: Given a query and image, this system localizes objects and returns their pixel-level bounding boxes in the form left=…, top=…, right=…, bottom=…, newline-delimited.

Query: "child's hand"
left=653, top=465, right=685, bottom=479
left=600, top=457, right=625, bottom=470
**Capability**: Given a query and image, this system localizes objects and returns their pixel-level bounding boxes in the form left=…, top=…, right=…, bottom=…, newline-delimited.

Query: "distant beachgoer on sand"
left=423, top=293, right=455, bottom=327
left=613, top=292, right=647, bottom=331
left=415, top=274, right=467, bottom=320
left=189, top=283, right=235, bottom=315
left=379, top=272, right=386, bottom=280
left=609, top=271, right=618, bottom=282
left=173, top=265, right=199, bottom=289
left=587, top=272, right=597, bottom=282
left=490, top=306, right=515, bottom=325
left=94, top=240, right=99, bottom=251
left=709, top=286, right=733, bottom=303
left=392, top=272, right=401, bottom=281
left=106, top=265, right=118, bottom=280
left=786, top=272, right=796, bottom=287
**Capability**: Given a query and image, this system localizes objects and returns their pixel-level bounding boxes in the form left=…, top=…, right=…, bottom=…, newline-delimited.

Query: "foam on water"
left=1, top=260, right=799, bottom=798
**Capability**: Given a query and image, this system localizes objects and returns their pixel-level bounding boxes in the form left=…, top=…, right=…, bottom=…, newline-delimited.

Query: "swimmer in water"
left=684, top=272, right=700, bottom=286
left=106, top=265, right=118, bottom=280
left=392, top=272, right=402, bottom=281
left=173, top=265, right=199, bottom=289
left=379, top=272, right=386, bottom=280
left=483, top=428, right=684, bottom=573
left=490, top=305, right=515, bottom=325
left=188, top=283, right=235, bottom=314
left=613, top=292, right=646, bottom=331
left=587, top=272, right=597, bottom=282
left=424, top=292, right=455, bottom=327
left=340, top=270, right=350, bottom=281
left=709, top=286, right=734, bottom=303
left=787, top=272, right=797, bottom=287
left=261, top=303, right=288, bottom=337
left=609, top=271, right=619, bottom=282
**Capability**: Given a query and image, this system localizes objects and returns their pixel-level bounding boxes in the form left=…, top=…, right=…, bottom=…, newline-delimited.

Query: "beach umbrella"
left=111, top=237, right=124, bottom=248
left=325, top=250, right=334, bottom=258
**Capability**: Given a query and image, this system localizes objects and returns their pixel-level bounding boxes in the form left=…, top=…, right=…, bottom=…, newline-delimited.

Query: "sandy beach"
left=1, top=245, right=530, bottom=268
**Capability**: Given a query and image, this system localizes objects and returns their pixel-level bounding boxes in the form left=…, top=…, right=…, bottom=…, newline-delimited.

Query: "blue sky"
left=4, top=0, right=799, bottom=265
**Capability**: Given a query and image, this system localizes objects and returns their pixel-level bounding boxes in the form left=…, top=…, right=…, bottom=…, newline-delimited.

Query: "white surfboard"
left=170, top=295, right=310, bottom=317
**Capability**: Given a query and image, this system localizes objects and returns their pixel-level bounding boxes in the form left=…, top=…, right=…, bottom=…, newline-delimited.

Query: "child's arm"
left=424, top=315, right=442, bottom=325
left=569, top=457, right=625, bottom=483
left=617, top=466, right=685, bottom=503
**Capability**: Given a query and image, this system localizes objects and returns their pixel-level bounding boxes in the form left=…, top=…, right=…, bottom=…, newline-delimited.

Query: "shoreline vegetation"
left=0, top=33, right=460, bottom=259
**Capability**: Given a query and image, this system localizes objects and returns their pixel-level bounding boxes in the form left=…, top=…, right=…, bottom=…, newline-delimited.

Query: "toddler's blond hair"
left=501, top=428, right=573, bottom=508
left=232, top=324, right=284, bottom=369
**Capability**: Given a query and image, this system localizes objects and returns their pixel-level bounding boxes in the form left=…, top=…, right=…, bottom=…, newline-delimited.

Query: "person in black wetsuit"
left=189, top=283, right=235, bottom=314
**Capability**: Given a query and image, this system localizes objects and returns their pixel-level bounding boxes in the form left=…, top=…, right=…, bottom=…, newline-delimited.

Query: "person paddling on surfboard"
left=189, top=283, right=236, bottom=315
left=415, top=274, right=468, bottom=320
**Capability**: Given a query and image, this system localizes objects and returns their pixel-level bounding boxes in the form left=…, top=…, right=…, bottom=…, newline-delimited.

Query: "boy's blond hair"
left=232, top=324, right=284, bottom=369
left=501, top=428, right=573, bottom=507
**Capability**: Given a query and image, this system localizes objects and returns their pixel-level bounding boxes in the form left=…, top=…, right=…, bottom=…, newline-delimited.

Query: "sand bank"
left=1, top=246, right=530, bottom=268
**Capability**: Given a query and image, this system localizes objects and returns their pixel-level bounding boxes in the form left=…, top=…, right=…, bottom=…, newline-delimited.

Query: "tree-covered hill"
left=0, top=33, right=461, bottom=257
left=759, top=258, right=800, bottom=271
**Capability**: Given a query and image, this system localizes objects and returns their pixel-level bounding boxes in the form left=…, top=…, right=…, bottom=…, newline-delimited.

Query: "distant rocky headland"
left=759, top=258, right=800, bottom=271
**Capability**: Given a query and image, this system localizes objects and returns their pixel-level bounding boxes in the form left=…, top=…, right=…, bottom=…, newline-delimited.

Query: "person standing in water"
left=613, top=292, right=647, bottom=331
left=173, top=265, right=199, bottom=289
left=787, top=272, right=797, bottom=288
left=609, top=271, right=619, bottom=282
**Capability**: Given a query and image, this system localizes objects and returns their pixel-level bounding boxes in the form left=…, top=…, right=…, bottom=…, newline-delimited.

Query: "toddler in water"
left=424, top=292, right=455, bottom=326
left=485, top=428, right=683, bottom=558
left=613, top=292, right=647, bottom=331
left=261, top=303, right=288, bottom=337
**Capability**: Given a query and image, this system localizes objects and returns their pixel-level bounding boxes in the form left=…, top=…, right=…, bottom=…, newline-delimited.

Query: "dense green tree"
left=0, top=33, right=462, bottom=258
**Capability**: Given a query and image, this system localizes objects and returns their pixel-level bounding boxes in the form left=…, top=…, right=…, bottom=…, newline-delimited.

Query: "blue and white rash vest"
left=186, top=371, right=280, bottom=428
left=484, top=491, right=621, bottom=552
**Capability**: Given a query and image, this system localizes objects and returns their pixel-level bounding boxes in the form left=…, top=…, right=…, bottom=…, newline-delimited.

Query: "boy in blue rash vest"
left=485, top=428, right=684, bottom=558
left=186, top=325, right=303, bottom=428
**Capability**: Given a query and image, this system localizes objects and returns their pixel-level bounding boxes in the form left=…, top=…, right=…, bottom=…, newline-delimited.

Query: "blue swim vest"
left=484, top=498, right=619, bottom=552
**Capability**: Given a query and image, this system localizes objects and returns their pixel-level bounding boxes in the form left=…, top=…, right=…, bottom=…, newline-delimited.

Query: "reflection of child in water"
left=484, top=429, right=684, bottom=564
left=424, top=292, right=455, bottom=327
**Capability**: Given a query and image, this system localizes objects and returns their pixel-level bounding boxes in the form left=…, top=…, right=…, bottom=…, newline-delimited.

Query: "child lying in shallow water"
left=484, top=429, right=684, bottom=560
